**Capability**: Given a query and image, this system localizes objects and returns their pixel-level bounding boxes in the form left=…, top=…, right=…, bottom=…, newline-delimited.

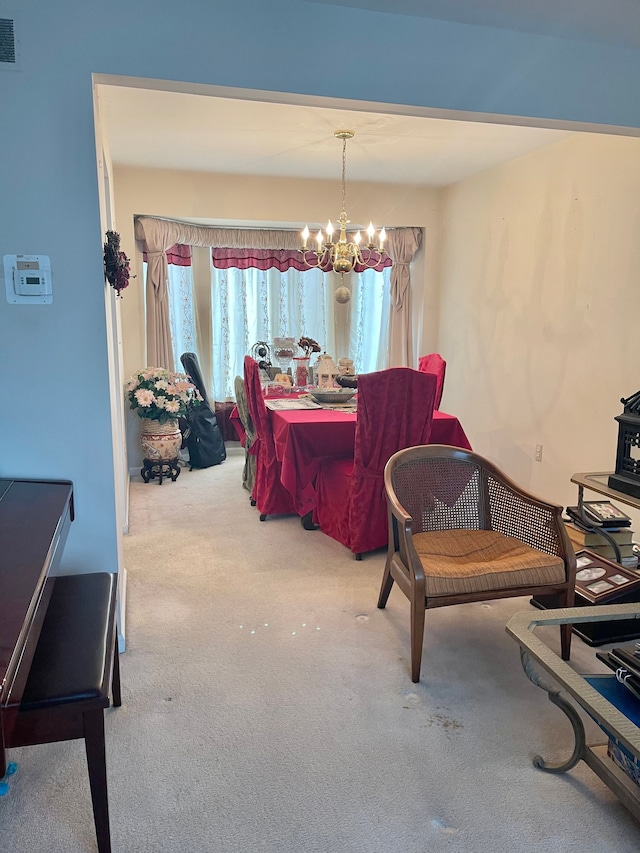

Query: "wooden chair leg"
left=377, top=561, right=394, bottom=609
left=410, top=597, right=426, bottom=684
left=83, top=710, right=112, bottom=853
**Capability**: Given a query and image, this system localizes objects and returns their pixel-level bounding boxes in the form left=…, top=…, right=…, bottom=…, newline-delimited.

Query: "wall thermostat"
left=4, top=254, right=53, bottom=304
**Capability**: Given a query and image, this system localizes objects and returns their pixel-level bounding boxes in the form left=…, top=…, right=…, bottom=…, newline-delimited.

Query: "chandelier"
left=300, top=130, right=386, bottom=277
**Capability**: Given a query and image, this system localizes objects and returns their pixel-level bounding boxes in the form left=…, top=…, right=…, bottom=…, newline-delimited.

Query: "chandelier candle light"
left=300, top=130, right=386, bottom=276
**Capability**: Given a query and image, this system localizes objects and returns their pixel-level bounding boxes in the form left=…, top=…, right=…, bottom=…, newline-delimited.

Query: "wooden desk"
left=0, top=478, right=74, bottom=779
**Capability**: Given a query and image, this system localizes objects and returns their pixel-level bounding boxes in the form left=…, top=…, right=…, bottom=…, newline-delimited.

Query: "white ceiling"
left=99, top=85, right=574, bottom=189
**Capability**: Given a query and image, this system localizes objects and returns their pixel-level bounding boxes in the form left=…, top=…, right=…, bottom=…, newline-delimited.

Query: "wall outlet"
left=535, top=444, right=543, bottom=462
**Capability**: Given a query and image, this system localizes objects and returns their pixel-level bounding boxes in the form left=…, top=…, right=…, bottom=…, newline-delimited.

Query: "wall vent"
left=0, top=19, right=16, bottom=64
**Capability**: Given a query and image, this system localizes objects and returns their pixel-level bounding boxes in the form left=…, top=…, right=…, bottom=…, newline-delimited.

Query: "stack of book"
left=564, top=504, right=638, bottom=569
left=592, top=644, right=640, bottom=786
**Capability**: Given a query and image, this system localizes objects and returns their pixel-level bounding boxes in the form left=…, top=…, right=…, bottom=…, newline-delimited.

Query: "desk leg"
left=520, top=649, right=586, bottom=773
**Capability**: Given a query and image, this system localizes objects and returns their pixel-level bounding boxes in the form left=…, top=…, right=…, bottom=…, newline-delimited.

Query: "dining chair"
left=243, top=355, right=296, bottom=520
left=378, top=444, right=576, bottom=682
left=417, top=353, right=446, bottom=409
left=234, top=375, right=257, bottom=503
left=314, top=367, right=438, bottom=559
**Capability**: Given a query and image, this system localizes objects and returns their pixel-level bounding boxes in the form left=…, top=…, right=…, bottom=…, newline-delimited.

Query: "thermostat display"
left=4, top=254, right=53, bottom=304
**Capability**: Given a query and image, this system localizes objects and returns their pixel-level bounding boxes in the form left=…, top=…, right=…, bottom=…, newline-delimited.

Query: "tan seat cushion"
left=412, top=528, right=566, bottom=598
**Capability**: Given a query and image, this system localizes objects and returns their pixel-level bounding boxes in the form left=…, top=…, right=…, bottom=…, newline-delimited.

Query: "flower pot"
left=140, top=418, right=181, bottom=461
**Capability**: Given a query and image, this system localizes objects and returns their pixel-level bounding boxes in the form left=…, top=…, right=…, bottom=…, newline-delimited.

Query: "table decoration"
left=309, top=388, right=356, bottom=405
left=314, top=354, right=340, bottom=389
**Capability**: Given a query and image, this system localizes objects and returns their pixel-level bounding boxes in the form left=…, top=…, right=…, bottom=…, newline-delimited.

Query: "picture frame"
left=581, top=501, right=632, bottom=527
left=574, top=549, right=640, bottom=603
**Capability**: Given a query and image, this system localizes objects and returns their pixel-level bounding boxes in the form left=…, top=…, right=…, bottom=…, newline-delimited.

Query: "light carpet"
left=1, top=448, right=639, bottom=852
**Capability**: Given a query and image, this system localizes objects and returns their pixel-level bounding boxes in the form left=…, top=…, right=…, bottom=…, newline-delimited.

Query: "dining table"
left=231, top=395, right=472, bottom=518
left=270, top=405, right=472, bottom=517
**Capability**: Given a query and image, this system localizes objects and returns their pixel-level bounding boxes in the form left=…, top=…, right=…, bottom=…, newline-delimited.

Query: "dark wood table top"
left=0, top=478, right=74, bottom=711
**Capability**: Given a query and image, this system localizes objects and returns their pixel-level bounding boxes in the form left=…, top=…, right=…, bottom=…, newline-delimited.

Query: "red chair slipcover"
left=417, top=353, right=446, bottom=409
left=243, top=356, right=296, bottom=519
left=314, top=367, right=438, bottom=557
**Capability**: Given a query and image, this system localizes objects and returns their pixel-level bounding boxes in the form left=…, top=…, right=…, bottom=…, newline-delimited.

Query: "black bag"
left=180, top=353, right=226, bottom=468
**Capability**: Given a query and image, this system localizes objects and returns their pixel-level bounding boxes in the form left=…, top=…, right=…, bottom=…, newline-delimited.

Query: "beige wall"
left=113, top=166, right=441, bottom=379
left=438, top=132, right=640, bottom=514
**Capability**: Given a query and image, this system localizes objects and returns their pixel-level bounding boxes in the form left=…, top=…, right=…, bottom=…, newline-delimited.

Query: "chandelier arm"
left=301, top=249, right=326, bottom=269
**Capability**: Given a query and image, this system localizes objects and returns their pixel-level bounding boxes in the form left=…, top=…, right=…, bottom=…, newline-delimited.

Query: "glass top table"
left=571, top=472, right=640, bottom=512
left=507, top=604, right=640, bottom=821
left=570, top=472, right=640, bottom=564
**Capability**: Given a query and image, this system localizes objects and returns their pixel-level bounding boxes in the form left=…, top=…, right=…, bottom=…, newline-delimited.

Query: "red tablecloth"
left=271, top=408, right=472, bottom=517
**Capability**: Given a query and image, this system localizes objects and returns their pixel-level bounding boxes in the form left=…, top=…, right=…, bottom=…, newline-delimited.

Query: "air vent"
left=0, top=19, right=16, bottom=64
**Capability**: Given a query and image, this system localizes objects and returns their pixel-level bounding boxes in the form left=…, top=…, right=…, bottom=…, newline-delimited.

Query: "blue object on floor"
left=0, top=761, right=18, bottom=796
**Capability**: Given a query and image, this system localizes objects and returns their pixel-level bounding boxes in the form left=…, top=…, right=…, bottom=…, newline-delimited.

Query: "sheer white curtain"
left=210, top=265, right=337, bottom=401
left=167, top=263, right=196, bottom=369
left=143, top=261, right=197, bottom=371
left=349, top=267, right=392, bottom=374
left=146, top=256, right=391, bottom=401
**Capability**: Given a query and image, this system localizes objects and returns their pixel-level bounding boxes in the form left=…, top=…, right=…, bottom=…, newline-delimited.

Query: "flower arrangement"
left=104, top=230, right=135, bottom=297
left=298, top=336, right=322, bottom=357
left=125, top=368, right=203, bottom=423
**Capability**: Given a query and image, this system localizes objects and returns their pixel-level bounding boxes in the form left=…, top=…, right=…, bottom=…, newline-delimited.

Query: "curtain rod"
left=133, top=215, right=413, bottom=232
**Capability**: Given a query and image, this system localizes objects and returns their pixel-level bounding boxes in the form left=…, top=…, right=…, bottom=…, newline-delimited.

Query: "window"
left=349, top=267, right=391, bottom=374
left=167, top=262, right=196, bottom=370
left=210, top=265, right=337, bottom=400
left=145, top=253, right=391, bottom=401
left=210, top=263, right=391, bottom=401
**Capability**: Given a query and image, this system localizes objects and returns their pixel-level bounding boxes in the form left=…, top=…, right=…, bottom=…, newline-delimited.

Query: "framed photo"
left=574, top=550, right=640, bottom=603
left=582, top=501, right=632, bottom=527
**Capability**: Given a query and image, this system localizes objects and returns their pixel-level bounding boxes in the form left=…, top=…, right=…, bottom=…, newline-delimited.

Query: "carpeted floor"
left=1, top=448, right=639, bottom=852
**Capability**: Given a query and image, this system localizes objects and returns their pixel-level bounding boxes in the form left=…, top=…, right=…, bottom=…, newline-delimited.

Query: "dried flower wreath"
left=103, top=230, right=135, bottom=297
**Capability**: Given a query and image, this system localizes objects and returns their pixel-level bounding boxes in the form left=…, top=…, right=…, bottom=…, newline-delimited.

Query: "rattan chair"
left=378, top=445, right=576, bottom=682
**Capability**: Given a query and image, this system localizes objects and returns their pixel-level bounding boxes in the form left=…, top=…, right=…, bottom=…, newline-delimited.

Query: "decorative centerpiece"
left=126, top=368, right=202, bottom=483
left=273, top=337, right=297, bottom=376
left=295, top=336, right=321, bottom=387
left=609, top=391, right=640, bottom=498
left=314, top=353, right=340, bottom=389
left=338, top=357, right=355, bottom=376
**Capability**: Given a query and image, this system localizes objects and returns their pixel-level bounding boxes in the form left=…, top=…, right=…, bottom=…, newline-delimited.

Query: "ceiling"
left=98, top=1, right=640, bottom=189
left=99, top=86, right=574, bottom=189
left=302, top=0, right=640, bottom=50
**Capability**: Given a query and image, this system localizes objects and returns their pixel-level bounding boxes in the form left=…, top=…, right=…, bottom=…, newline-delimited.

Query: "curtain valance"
left=211, top=247, right=392, bottom=273
left=133, top=216, right=416, bottom=369
left=143, top=243, right=192, bottom=266
left=134, top=217, right=302, bottom=251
